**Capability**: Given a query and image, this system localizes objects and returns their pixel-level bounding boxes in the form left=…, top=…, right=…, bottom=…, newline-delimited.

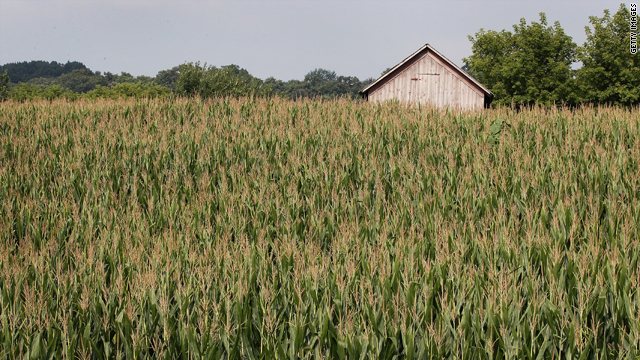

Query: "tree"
left=577, top=5, right=640, bottom=106
left=175, top=62, right=270, bottom=98
left=84, top=83, right=170, bottom=100
left=115, top=72, right=136, bottom=84
left=42, top=85, right=65, bottom=101
left=464, top=13, right=578, bottom=106
left=0, top=71, right=9, bottom=101
left=9, top=83, right=43, bottom=102
left=155, top=66, right=185, bottom=91
left=56, top=69, right=108, bottom=93
left=0, top=60, right=87, bottom=83
left=304, top=69, right=337, bottom=85
left=264, top=68, right=373, bottom=100
left=461, top=62, right=479, bottom=80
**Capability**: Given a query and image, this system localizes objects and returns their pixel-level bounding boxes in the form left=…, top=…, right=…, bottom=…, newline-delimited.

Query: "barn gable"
left=360, top=44, right=493, bottom=110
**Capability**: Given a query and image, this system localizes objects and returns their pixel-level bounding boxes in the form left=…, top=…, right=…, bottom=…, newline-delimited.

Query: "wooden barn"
left=360, top=44, right=493, bottom=110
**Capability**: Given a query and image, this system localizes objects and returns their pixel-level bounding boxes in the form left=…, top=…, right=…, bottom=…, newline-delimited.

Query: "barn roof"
left=360, top=43, right=493, bottom=98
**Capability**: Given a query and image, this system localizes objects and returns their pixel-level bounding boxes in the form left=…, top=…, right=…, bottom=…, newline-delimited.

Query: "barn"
left=360, top=44, right=493, bottom=110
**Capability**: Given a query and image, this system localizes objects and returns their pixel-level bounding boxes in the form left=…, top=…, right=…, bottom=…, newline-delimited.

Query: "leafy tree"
left=266, top=68, right=373, bottom=100
left=85, top=83, right=170, bottom=100
left=156, top=66, right=185, bottom=92
left=56, top=69, right=108, bottom=93
left=26, top=77, right=57, bottom=87
left=9, top=83, right=43, bottom=102
left=304, top=68, right=337, bottom=85
left=175, top=63, right=206, bottom=96
left=42, top=85, right=65, bottom=101
left=264, top=77, right=289, bottom=96
left=461, top=62, right=479, bottom=80
left=577, top=4, right=640, bottom=106
left=175, top=62, right=270, bottom=98
left=103, top=72, right=118, bottom=86
left=0, top=60, right=87, bottom=83
left=0, top=71, right=9, bottom=101
left=115, top=72, right=136, bottom=84
left=222, top=64, right=257, bottom=82
left=62, top=61, right=87, bottom=74
left=465, top=13, right=578, bottom=106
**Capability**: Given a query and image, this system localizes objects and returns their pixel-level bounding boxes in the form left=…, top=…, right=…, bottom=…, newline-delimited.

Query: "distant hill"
left=0, top=60, right=88, bottom=83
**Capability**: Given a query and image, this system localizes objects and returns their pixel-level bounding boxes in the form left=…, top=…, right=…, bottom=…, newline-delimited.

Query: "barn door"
left=419, top=72, right=440, bottom=107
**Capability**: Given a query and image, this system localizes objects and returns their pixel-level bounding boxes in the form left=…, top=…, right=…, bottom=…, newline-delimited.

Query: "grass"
left=1, top=97, right=639, bottom=359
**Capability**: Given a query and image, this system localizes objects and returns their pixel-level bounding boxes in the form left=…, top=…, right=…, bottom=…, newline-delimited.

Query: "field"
left=1, top=97, right=639, bottom=359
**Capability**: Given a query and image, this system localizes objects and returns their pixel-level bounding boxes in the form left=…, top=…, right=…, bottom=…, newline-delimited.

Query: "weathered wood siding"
left=368, top=52, right=485, bottom=110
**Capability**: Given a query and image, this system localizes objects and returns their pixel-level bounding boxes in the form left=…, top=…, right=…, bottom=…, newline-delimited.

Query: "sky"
left=0, top=0, right=630, bottom=82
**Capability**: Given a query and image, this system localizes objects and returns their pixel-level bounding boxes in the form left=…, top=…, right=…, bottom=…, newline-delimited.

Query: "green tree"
left=9, top=83, right=43, bottom=102
left=577, top=4, right=640, bottom=106
left=175, top=62, right=270, bottom=98
left=268, top=68, right=372, bottom=100
left=264, top=77, right=289, bottom=96
left=465, top=13, right=578, bottom=106
left=304, top=68, right=337, bottom=85
left=115, top=72, right=136, bottom=84
left=461, top=62, right=479, bottom=80
left=42, top=85, right=64, bottom=101
left=84, top=83, right=170, bottom=100
left=0, top=60, right=87, bottom=83
left=57, top=69, right=108, bottom=93
left=103, top=71, right=118, bottom=86
left=0, top=71, right=9, bottom=101
left=156, top=66, right=185, bottom=92
left=26, top=77, right=57, bottom=87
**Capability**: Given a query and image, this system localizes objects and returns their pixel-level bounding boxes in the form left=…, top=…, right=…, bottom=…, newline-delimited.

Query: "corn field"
left=1, top=97, right=639, bottom=359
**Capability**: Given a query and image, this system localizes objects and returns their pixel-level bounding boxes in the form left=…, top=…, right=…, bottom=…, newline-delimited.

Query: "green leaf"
left=116, top=310, right=124, bottom=323
left=30, top=332, right=41, bottom=360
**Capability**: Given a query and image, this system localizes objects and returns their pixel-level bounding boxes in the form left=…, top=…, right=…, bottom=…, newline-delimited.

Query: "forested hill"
left=0, top=60, right=87, bottom=83
left=0, top=60, right=375, bottom=100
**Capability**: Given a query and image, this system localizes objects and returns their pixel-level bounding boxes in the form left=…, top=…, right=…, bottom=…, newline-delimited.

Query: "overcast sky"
left=0, top=0, right=629, bottom=81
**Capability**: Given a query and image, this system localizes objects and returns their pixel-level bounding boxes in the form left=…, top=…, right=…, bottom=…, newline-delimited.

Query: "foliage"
left=461, top=62, right=478, bottom=80
left=0, top=60, right=87, bottom=83
left=25, top=76, right=58, bottom=88
left=265, top=68, right=374, bottom=100
left=577, top=4, right=640, bottom=106
left=486, top=117, right=511, bottom=145
left=0, top=71, right=9, bottom=101
left=6, top=81, right=168, bottom=102
left=101, top=71, right=157, bottom=87
left=55, top=69, right=109, bottom=93
left=1, top=98, right=639, bottom=359
left=84, top=82, right=171, bottom=100
left=9, top=83, right=44, bottom=102
left=465, top=13, right=578, bottom=107
left=42, top=85, right=79, bottom=101
left=155, top=65, right=185, bottom=92
left=1, top=58, right=371, bottom=100
left=176, top=62, right=271, bottom=98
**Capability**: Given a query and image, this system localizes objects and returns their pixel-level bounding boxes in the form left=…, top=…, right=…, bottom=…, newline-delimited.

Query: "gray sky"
left=0, top=0, right=629, bottom=81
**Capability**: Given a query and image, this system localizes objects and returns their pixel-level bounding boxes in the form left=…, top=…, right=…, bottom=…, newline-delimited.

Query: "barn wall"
left=368, top=53, right=485, bottom=110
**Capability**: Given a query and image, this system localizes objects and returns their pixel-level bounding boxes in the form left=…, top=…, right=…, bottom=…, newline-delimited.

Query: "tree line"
left=0, top=60, right=374, bottom=102
left=1, top=4, right=637, bottom=106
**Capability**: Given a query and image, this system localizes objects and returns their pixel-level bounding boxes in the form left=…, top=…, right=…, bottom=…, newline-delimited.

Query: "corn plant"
left=1, top=97, right=639, bottom=359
